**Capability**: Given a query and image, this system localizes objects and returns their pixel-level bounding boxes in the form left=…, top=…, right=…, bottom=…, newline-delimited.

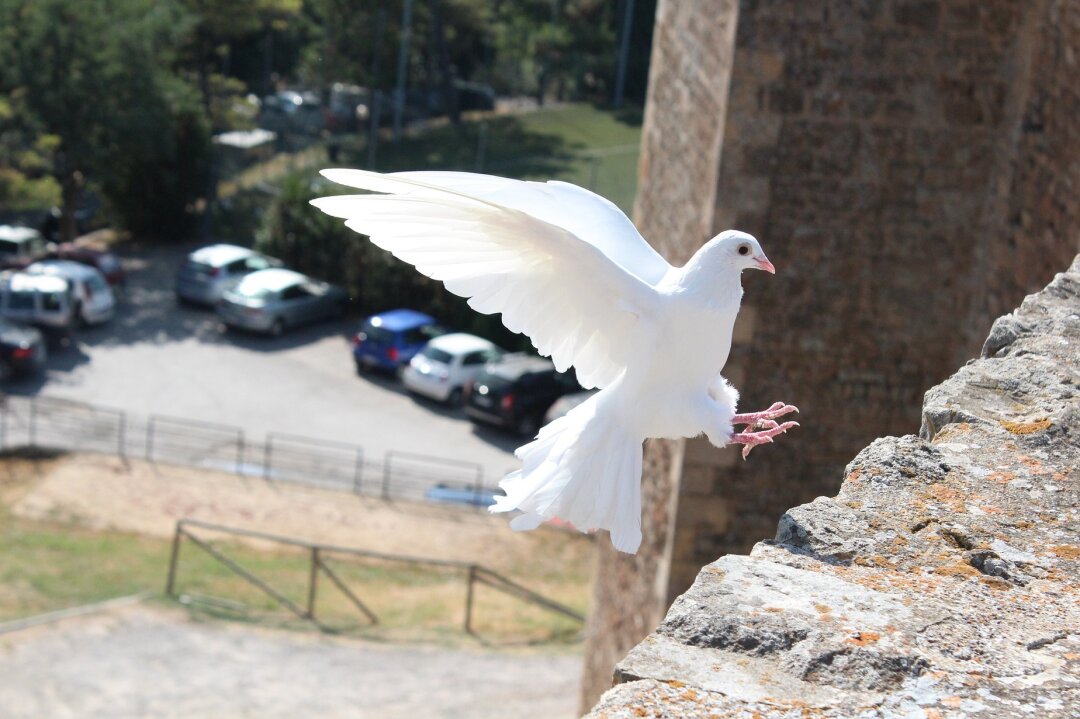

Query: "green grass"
left=346, top=103, right=643, bottom=213
left=0, top=506, right=587, bottom=645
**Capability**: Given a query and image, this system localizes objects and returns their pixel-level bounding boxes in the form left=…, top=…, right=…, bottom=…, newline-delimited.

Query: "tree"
left=0, top=0, right=210, bottom=241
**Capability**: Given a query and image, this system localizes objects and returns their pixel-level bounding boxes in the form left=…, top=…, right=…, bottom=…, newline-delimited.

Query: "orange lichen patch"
left=846, top=631, right=881, bottom=646
left=988, top=471, right=1016, bottom=484
left=814, top=603, right=833, bottom=614
left=924, top=709, right=943, bottom=719
left=764, top=607, right=784, bottom=613
left=935, top=562, right=981, bottom=578
left=1064, top=653, right=1080, bottom=661
left=664, top=680, right=685, bottom=689
left=923, top=483, right=965, bottom=511
left=631, top=707, right=648, bottom=717
left=704, top=567, right=727, bottom=579
left=847, top=469, right=862, bottom=484
left=855, top=554, right=893, bottom=568
left=679, top=689, right=699, bottom=702
left=1050, top=544, right=1080, bottom=560
left=1018, top=455, right=1049, bottom=474
left=941, top=696, right=964, bottom=708
left=1000, top=418, right=1051, bottom=434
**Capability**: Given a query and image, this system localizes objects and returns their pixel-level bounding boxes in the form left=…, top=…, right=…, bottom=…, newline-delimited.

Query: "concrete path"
left=0, top=605, right=581, bottom=718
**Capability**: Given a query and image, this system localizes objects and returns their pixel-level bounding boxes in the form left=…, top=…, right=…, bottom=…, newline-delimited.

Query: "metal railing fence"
left=166, top=519, right=584, bottom=635
left=0, top=395, right=495, bottom=506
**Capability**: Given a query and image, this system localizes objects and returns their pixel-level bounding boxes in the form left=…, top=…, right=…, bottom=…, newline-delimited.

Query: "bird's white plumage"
left=312, top=169, right=782, bottom=554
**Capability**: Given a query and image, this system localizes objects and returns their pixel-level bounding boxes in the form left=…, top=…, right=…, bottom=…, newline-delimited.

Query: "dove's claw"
left=732, top=402, right=799, bottom=427
left=729, top=420, right=800, bottom=459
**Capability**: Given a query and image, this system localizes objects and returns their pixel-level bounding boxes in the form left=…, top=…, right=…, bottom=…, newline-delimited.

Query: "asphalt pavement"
left=2, top=242, right=520, bottom=484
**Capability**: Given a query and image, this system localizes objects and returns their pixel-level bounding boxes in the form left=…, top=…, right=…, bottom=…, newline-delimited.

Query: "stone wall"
left=581, top=0, right=1080, bottom=710
left=585, top=257, right=1079, bottom=718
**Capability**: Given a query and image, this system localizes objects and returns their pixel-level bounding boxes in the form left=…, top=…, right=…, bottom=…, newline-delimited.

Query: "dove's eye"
left=737, top=245, right=750, bottom=256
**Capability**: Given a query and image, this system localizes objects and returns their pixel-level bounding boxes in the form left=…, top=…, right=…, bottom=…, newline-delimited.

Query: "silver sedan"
left=216, top=268, right=349, bottom=336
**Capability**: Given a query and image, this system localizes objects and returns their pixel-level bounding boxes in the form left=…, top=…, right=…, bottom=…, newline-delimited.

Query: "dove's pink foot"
left=732, top=402, right=799, bottom=427
left=729, top=420, right=799, bottom=460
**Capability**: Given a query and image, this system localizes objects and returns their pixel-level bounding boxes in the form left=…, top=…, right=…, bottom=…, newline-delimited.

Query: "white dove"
left=311, top=169, right=798, bottom=554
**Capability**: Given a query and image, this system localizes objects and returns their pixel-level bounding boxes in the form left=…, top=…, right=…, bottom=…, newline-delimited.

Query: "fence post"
left=28, top=396, right=37, bottom=447
left=463, top=564, right=477, bottom=634
left=117, top=411, right=127, bottom=459
left=236, top=431, right=245, bottom=475
left=473, top=467, right=484, bottom=511
left=145, top=417, right=155, bottom=462
left=165, top=523, right=183, bottom=597
left=381, top=453, right=392, bottom=500
left=263, top=437, right=273, bottom=480
left=306, top=547, right=319, bottom=620
left=353, top=449, right=364, bottom=495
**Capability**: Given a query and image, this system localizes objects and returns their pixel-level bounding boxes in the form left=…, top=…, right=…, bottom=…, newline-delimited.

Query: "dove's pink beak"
left=755, top=256, right=776, bottom=274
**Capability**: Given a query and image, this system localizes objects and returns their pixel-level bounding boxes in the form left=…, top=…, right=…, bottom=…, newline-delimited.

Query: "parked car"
left=25, top=260, right=115, bottom=326
left=402, top=333, right=505, bottom=405
left=49, top=242, right=125, bottom=287
left=217, top=268, right=349, bottom=336
left=0, top=318, right=46, bottom=379
left=424, top=483, right=502, bottom=508
left=352, top=309, right=446, bottom=375
left=464, top=354, right=582, bottom=437
left=0, top=270, right=78, bottom=336
left=0, top=225, right=50, bottom=269
left=175, top=244, right=281, bottom=306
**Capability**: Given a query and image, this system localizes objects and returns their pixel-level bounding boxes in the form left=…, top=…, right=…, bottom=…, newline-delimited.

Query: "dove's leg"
left=729, top=421, right=799, bottom=459
left=732, top=402, right=799, bottom=427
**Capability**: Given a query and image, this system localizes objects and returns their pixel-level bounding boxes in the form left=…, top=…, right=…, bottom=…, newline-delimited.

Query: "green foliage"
left=0, top=0, right=209, bottom=238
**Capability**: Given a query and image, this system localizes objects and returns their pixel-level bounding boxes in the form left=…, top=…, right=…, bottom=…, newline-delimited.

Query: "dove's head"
left=692, top=230, right=775, bottom=276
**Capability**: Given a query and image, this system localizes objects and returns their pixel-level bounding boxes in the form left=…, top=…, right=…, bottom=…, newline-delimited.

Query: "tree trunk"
left=59, top=170, right=82, bottom=244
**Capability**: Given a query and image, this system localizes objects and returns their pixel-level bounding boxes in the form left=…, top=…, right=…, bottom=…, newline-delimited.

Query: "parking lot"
left=1, top=241, right=520, bottom=484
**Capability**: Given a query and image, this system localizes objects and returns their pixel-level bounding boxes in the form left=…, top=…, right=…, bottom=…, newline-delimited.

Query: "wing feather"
left=312, top=171, right=660, bottom=389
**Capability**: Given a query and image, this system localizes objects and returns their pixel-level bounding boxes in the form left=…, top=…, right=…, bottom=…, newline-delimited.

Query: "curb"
left=0, top=592, right=152, bottom=636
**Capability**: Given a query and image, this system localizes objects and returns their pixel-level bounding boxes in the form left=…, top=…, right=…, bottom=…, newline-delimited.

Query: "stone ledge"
left=586, top=256, right=1080, bottom=718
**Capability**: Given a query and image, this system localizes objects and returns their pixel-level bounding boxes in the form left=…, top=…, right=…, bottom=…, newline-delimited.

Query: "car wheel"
left=516, top=414, right=540, bottom=438
left=447, top=387, right=463, bottom=406
left=355, top=358, right=368, bottom=375
left=269, top=318, right=285, bottom=337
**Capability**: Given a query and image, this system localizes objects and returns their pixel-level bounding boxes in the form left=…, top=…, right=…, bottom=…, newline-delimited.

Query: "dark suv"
left=464, top=355, right=581, bottom=437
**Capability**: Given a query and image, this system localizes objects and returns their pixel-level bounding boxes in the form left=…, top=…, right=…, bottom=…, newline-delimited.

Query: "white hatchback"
left=402, top=333, right=505, bottom=404
left=25, top=259, right=116, bottom=325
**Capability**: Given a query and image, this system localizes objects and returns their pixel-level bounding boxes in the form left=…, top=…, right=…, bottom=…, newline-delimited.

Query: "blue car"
left=352, top=309, right=446, bottom=374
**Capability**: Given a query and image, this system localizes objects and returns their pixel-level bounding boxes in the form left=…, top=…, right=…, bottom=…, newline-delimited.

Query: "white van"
left=25, top=260, right=115, bottom=325
left=0, top=271, right=77, bottom=331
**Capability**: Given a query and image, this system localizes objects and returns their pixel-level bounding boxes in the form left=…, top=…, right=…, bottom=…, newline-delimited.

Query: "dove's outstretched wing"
left=311, top=169, right=665, bottom=389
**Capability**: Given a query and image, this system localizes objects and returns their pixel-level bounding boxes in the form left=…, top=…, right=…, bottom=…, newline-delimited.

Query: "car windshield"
left=360, top=322, right=393, bottom=344
left=476, top=373, right=511, bottom=392
left=42, top=291, right=65, bottom=312
left=420, top=346, right=453, bottom=364
left=8, top=290, right=34, bottom=310
left=0, top=240, right=20, bottom=256
left=186, top=261, right=216, bottom=276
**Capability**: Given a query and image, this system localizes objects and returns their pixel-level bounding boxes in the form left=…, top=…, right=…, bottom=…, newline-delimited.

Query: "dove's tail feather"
left=490, top=388, right=643, bottom=553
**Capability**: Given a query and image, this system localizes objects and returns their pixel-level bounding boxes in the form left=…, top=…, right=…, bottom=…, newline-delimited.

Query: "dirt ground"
left=0, top=453, right=594, bottom=718
left=5, top=452, right=594, bottom=577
